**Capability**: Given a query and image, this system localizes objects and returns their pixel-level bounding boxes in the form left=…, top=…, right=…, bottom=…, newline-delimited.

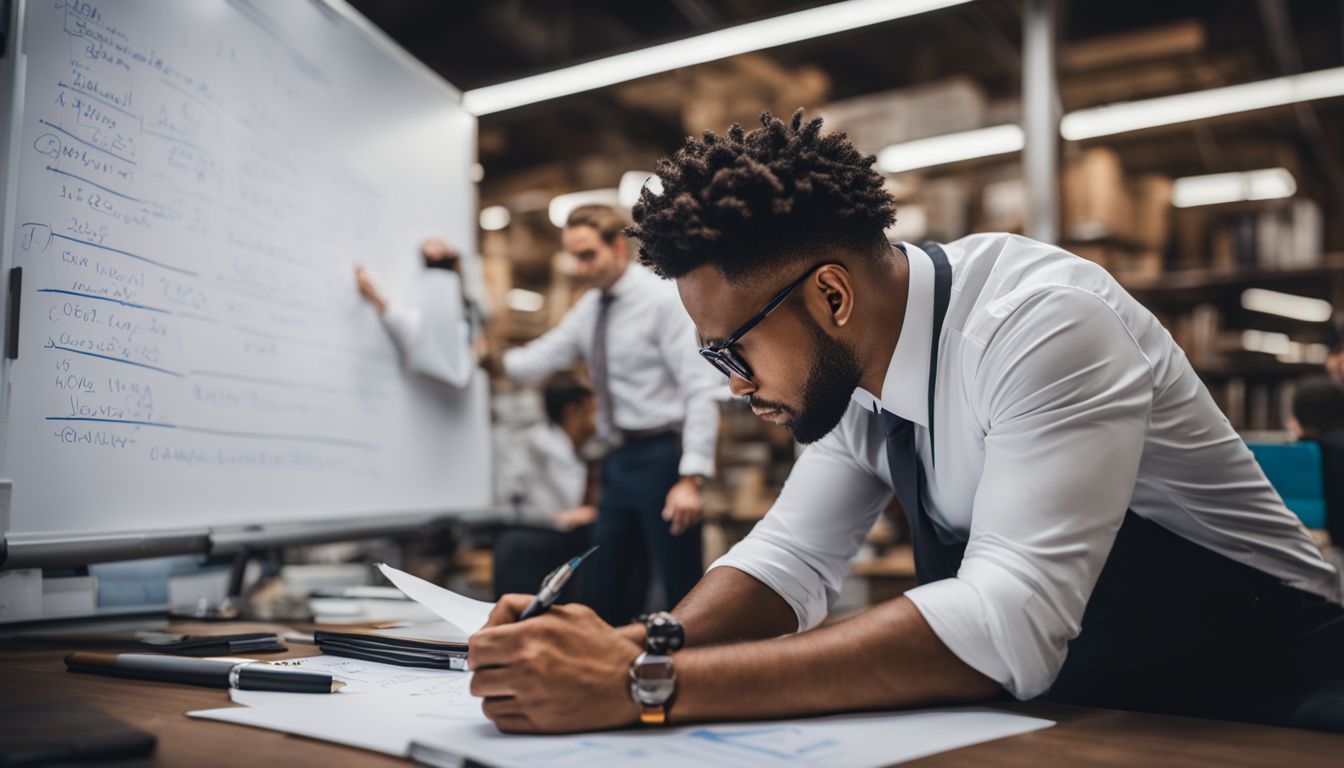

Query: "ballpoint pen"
left=518, top=545, right=599, bottom=620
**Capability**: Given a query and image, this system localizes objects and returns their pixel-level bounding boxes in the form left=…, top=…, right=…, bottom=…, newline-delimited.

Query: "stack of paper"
left=188, top=657, right=1052, bottom=767
left=311, top=564, right=491, bottom=670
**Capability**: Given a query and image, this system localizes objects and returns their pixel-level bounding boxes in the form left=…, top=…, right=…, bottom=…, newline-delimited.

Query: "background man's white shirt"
left=495, top=421, right=587, bottom=529
left=503, top=263, right=727, bottom=478
left=712, top=233, right=1339, bottom=700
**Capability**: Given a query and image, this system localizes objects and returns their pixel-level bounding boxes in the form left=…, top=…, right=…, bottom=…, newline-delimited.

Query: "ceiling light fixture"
left=1241, top=288, right=1332, bottom=322
left=1061, top=66, right=1344, bottom=140
left=461, top=0, right=973, bottom=115
left=877, top=125, right=1024, bottom=174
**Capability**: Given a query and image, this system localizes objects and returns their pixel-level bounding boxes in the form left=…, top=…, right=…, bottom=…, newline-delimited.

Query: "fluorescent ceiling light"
left=873, top=68, right=1344, bottom=173
left=461, top=0, right=973, bottom=115
left=506, top=288, right=545, bottom=313
left=1242, top=329, right=1293, bottom=356
left=478, top=205, right=511, bottom=231
left=1061, top=66, right=1344, bottom=140
left=1172, top=168, right=1297, bottom=208
left=548, top=188, right=620, bottom=228
left=1275, top=340, right=1329, bottom=364
left=619, top=171, right=663, bottom=209
left=1241, top=288, right=1332, bottom=322
left=876, top=125, right=1023, bottom=174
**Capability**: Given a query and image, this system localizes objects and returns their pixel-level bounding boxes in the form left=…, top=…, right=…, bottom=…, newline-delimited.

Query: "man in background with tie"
left=468, top=111, right=1344, bottom=735
left=500, top=205, right=725, bottom=625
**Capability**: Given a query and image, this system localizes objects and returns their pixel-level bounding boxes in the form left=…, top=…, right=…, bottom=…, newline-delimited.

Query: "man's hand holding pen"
left=468, top=595, right=643, bottom=734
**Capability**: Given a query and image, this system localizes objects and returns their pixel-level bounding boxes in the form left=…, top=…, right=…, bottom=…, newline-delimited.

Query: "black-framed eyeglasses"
left=698, top=263, right=834, bottom=382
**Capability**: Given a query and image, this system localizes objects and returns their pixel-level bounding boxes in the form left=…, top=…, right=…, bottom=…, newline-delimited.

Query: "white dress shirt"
left=510, top=422, right=587, bottom=528
left=712, top=233, right=1340, bottom=700
left=382, top=270, right=475, bottom=388
left=503, top=263, right=727, bottom=478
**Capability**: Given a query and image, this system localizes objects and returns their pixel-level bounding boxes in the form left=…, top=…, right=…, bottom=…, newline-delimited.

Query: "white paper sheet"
left=189, top=655, right=1053, bottom=767
left=411, top=709, right=1054, bottom=768
left=188, top=655, right=485, bottom=757
left=239, top=655, right=477, bottom=701
left=376, top=562, right=494, bottom=633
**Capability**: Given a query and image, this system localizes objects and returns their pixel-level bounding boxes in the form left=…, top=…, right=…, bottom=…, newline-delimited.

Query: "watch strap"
left=639, top=702, right=667, bottom=725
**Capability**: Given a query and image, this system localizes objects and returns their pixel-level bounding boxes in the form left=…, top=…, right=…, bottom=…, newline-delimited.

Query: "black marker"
left=65, top=652, right=344, bottom=693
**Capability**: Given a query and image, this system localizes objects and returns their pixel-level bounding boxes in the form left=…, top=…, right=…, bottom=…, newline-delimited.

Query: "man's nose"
left=727, top=372, right=755, bottom=398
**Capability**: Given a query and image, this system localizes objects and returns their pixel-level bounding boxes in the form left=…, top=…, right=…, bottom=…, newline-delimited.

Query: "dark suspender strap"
left=921, top=242, right=952, bottom=468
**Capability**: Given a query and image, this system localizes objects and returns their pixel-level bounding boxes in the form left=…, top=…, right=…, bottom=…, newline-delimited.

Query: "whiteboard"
left=0, top=0, right=490, bottom=541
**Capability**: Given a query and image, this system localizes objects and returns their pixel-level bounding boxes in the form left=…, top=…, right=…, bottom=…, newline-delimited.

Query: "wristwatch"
left=629, top=611, right=684, bottom=724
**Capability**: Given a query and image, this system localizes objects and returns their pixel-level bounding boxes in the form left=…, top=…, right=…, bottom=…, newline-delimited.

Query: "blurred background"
left=351, top=0, right=1343, bottom=604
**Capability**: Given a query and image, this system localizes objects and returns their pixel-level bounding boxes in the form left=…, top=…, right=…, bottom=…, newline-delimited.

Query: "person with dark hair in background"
left=498, top=205, right=726, bottom=625
left=1291, top=375, right=1344, bottom=558
left=492, top=373, right=599, bottom=601
left=467, top=110, right=1344, bottom=735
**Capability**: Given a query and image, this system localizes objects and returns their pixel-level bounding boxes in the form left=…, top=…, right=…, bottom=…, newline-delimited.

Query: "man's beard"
left=752, top=320, right=863, bottom=445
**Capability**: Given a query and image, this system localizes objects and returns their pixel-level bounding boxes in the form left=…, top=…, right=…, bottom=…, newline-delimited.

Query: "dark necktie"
left=882, top=409, right=965, bottom=584
left=591, top=293, right=615, bottom=437
left=879, top=241, right=962, bottom=585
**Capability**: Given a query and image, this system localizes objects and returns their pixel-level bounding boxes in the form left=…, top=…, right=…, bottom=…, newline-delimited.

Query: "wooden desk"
left=4, top=626, right=1342, bottom=767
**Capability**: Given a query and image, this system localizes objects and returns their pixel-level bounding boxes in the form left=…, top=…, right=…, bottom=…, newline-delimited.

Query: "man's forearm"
left=672, top=596, right=1002, bottom=723
left=616, top=566, right=796, bottom=647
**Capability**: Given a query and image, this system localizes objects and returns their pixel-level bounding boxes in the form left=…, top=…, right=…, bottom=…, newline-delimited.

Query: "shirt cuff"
left=677, top=451, right=715, bottom=480
left=902, top=557, right=1062, bottom=700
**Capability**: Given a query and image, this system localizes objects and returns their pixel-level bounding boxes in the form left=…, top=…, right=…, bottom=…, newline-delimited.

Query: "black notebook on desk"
left=314, top=621, right=469, bottom=671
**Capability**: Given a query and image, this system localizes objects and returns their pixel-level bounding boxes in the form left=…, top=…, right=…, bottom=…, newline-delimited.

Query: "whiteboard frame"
left=0, top=0, right=496, bottom=570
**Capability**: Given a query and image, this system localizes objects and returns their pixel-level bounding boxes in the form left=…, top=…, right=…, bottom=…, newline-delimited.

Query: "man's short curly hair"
left=628, top=109, right=896, bottom=282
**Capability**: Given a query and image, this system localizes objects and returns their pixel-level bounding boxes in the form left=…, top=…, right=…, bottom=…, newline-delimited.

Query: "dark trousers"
left=492, top=525, right=594, bottom=603
left=590, top=433, right=703, bottom=625
left=1045, top=512, right=1344, bottom=732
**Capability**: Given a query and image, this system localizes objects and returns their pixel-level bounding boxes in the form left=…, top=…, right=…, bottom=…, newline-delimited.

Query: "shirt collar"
left=851, top=242, right=935, bottom=426
left=603, top=261, right=645, bottom=300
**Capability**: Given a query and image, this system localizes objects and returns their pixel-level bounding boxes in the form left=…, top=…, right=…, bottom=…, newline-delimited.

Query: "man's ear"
left=612, top=237, right=627, bottom=257
left=812, top=265, right=855, bottom=329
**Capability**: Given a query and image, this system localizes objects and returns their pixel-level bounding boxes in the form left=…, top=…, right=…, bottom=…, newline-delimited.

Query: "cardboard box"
left=1290, top=198, right=1323, bottom=268
left=1129, top=174, right=1173, bottom=249
left=981, top=178, right=1026, bottom=233
left=820, top=77, right=987, bottom=155
left=1063, top=148, right=1131, bottom=241
left=1112, top=250, right=1164, bottom=285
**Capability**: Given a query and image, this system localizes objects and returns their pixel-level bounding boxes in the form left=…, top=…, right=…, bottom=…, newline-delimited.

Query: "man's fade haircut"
left=566, top=204, right=627, bottom=246
left=628, top=109, right=896, bottom=283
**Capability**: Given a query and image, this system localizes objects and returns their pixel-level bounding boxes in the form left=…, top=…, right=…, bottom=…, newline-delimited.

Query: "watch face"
left=630, top=653, right=676, bottom=706
left=634, top=655, right=675, bottom=681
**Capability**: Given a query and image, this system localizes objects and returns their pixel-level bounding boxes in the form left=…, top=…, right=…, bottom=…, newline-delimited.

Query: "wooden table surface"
left=4, top=623, right=1343, bottom=767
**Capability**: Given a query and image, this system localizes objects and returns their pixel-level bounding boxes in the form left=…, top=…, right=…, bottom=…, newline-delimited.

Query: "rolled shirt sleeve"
left=903, top=287, right=1154, bottom=699
left=501, top=295, right=587, bottom=385
left=710, top=413, right=893, bottom=631
left=381, top=302, right=423, bottom=353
